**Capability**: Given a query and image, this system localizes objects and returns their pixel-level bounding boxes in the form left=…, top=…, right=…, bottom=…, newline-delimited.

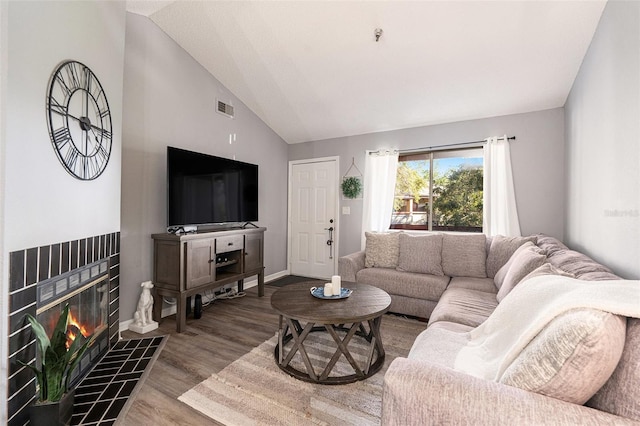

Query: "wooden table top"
left=271, top=281, right=391, bottom=324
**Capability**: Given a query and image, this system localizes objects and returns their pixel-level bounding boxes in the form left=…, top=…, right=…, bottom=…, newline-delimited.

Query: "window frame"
left=390, top=147, right=484, bottom=233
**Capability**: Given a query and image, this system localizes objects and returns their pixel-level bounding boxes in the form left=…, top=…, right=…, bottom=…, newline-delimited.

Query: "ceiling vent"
left=216, top=99, right=234, bottom=118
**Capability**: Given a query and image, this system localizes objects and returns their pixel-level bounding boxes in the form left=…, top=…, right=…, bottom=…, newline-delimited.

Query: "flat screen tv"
left=167, top=146, right=258, bottom=228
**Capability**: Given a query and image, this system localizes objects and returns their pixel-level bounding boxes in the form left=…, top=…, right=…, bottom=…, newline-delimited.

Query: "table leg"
left=322, top=323, right=363, bottom=381
left=282, top=318, right=317, bottom=381
left=176, top=292, right=188, bottom=333
left=257, top=268, right=265, bottom=297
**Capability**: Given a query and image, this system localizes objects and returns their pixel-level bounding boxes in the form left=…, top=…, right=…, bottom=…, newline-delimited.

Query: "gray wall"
left=565, top=0, right=640, bottom=279
left=121, top=13, right=289, bottom=321
left=289, top=108, right=565, bottom=256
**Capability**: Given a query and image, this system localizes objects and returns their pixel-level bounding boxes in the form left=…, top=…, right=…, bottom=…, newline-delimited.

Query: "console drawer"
left=215, top=235, right=243, bottom=254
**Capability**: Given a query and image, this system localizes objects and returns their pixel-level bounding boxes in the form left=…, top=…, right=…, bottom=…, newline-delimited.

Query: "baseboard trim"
left=118, top=269, right=290, bottom=330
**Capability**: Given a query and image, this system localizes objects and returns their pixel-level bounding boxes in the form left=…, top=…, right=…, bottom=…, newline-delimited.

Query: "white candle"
left=324, top=283, right=333, bottom=297
left=331, top=275, right=341, bottom=296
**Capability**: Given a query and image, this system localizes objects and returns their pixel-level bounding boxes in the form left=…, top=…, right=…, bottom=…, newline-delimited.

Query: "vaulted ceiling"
left=126, top=1, right=606, bottom=144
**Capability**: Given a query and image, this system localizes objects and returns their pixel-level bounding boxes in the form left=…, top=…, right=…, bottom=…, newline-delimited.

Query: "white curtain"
left=483, top=136, right=521, bottom=237
left=361, top=150, right=399, bottom=249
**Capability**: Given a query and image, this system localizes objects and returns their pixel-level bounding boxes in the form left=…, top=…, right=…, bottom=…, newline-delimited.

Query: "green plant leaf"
left=24, top=314, right=50, bottom=363
left=19, top=360, right=46, bottom=401
left=64, top=334, right=95, bottom=389
left=50, top=305, right=70, bottom=358
left=20, top=303, right=96, bottom=402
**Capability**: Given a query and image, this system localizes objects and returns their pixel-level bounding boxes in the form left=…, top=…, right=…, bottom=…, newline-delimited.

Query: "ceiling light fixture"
left=374, top=28, right=383, bottom=42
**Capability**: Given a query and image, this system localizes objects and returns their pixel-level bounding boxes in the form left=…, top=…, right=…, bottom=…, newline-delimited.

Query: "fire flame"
left=66, top=311, right=91, bottom=349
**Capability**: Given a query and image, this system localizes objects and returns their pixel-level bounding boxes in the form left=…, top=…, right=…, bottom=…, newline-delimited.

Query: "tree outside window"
left=391, top=148, right=483, bottom=232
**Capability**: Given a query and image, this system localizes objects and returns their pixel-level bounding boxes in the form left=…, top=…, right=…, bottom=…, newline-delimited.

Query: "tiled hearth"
left=71, top=336, right=166, bottom=425
left=7, top=232, right=120, bottom=426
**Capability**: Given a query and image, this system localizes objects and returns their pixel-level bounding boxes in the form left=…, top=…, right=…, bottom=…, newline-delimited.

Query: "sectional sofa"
left=338, top=232, right=640, bottom=424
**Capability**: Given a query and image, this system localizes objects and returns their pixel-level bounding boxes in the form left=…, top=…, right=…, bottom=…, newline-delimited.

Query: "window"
left=390, top=147, right=483, bottom=232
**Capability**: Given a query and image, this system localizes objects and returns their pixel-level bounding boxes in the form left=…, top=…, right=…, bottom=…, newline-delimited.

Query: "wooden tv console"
left=151, top=227, right=265, bottom=332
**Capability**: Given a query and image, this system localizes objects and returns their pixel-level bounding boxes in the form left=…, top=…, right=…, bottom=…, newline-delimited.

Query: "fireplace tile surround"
left=6, top=232, right=120, bottom=426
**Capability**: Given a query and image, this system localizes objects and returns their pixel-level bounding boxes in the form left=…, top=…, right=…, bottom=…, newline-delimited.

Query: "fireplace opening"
left=35, top=259, right=111, bottom=386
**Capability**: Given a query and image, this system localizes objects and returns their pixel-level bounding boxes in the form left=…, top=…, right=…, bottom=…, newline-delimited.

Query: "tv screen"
left=167, top=147, right=258, bottom=227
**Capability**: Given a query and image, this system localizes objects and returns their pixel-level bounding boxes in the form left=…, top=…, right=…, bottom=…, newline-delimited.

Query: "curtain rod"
left=401, top=135, right=516, bottom=154
left=368, top=135, right=515, bottom=155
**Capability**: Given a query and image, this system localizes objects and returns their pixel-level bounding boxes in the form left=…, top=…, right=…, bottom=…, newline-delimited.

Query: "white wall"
left=565, top=0, right=640, bottom=279
left=289, top=108, right=566, bottom=257
left=121, top=13, right=289, bottom=321
left=1, top=1, right=125, bottom=423
left=3, top=1, right=124, bottom=251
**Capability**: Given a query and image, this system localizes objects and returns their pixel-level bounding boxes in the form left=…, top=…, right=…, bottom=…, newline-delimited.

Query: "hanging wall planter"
left=342, top=158, right=363, bottom=199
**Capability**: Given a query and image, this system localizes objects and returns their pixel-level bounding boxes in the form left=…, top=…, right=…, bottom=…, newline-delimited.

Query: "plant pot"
left=29, top=388, right=75, bottom=426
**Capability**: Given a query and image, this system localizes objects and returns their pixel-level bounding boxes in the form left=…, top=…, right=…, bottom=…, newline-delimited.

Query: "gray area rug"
left=178, top=315, right=425, bottom=425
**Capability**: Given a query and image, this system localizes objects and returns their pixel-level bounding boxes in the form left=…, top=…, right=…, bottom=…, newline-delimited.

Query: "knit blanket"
left=454, top=275, right=640, bottom=381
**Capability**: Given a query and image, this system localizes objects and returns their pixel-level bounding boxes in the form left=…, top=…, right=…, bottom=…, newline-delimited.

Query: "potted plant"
left=20, top=304, right=95, bottom=425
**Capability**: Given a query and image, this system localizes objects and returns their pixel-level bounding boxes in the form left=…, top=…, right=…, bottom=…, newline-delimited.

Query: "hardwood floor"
left=120, top=285, right=281, bottom=425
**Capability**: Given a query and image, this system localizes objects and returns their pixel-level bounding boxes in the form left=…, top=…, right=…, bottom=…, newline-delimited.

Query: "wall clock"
left=46, top=60, right=112, bottom=180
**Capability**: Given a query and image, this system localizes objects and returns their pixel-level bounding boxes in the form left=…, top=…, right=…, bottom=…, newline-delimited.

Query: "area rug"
left=178, top=315, right=425, bottom=425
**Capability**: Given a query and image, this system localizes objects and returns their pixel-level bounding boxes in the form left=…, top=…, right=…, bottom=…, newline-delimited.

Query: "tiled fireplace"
left=7, top=232, right=120, bottom=426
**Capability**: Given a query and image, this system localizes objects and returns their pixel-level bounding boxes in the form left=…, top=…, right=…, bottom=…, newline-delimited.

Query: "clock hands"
left=56, top=110, right=109, bottom=138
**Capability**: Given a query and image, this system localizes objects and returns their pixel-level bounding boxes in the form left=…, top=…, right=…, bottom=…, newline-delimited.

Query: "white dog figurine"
left=134, top=281, right=154, bottom=326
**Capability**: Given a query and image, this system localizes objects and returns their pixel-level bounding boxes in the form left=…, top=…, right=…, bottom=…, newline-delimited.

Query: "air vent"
left=216, top=99, right=234, bottom=118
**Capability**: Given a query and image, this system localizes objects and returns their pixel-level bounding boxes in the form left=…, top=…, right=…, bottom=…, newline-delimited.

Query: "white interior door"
left=289, top=158, right=338, bottom=279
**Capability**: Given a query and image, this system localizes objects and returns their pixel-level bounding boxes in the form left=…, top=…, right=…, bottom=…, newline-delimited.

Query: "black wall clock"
left=46, top=60, right=112, bottom=180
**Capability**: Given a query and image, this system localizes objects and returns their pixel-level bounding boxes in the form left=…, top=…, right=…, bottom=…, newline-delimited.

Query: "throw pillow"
left=494, top=242, right=540, bottom=288
left=364, top=232, right=400, bottom=268
left=441, top=234, right=487, bottom=278
left=495, top=245, right=547, bottom=303
left=499, top=309, right=627, bottom=405
left=396, top=233, right=444, bottom=276
left=485, top=235, right=538, bottom=278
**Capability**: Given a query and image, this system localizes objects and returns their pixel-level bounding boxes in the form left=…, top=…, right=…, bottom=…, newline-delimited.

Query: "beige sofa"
left=339, top=233, right=640, bottom=424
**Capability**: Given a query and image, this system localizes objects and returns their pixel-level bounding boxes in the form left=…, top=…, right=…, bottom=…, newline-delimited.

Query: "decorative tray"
left=310, top=287, right=353, bottom=300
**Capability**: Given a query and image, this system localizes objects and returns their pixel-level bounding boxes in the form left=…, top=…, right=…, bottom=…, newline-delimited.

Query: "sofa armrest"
left=338, top=250, right=366, bottom=282
left=382, top=358, right=637, bottom=425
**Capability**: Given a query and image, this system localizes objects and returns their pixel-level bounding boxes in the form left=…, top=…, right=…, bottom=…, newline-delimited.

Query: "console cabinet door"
left=186, top=239, right=214, bottom=289
left=244, top=233, right=263, bottom=273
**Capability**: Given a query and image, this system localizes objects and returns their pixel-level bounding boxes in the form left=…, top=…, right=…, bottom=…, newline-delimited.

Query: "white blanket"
left=454, top=275, right=640, bottom=381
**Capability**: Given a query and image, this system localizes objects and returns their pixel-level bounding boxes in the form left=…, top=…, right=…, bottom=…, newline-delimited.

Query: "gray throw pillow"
left=365, top=232, right=400, bottom=268
left=500, top=309, right=626, bottom=405
left=441, top=234, right=487, bottom=278
left=486, top=235, right=538, bottom=278
left=396, top=233, right=444, bottom=276
left=495, top=243, right=547, bottom=302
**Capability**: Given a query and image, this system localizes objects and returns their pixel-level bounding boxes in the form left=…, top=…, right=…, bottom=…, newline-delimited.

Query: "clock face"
left=46, top=60, right=112, bottom=180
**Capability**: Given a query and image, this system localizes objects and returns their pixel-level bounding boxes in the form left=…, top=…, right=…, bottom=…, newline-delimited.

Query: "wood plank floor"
left=120, top=285, right=282, bottom=425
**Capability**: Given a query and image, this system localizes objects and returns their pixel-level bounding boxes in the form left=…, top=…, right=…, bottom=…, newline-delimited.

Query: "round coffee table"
left=271, top=281, right=391, bottom=384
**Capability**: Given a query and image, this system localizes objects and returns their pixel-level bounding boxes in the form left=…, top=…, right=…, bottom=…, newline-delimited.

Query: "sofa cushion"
left=485, top=235, right=537, bottom=278
left=495, top=244, right=547, bottom=302
left=499, top=309, right=627, bottom=405
left=365, top=232, right=400, bottom=268
left=547, top=249, right=618, bottom=280
left=533, top=233, right=568, bottom=256
left=396, top=233, right=444, bottom=276
left=447, top=277, right=497, bottom=294
left=587, top=318, right=640, bottom=420
left=356, top=267, right=449, bottom=301
left=441, top=234, right=487, bottom=278
left=428, top=287, right=498, bottom=328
